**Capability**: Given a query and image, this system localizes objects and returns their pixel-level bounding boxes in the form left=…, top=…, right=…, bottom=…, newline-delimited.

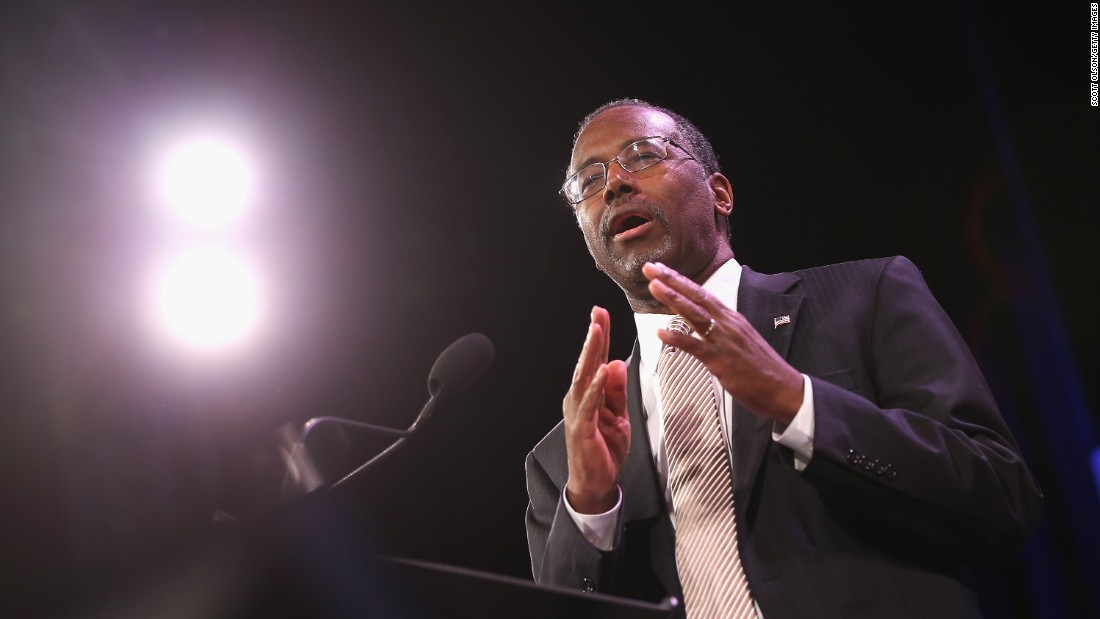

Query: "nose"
left=602, top=160, right=635, bottom=203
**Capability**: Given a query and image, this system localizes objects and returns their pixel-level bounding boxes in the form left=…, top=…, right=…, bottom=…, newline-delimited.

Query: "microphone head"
left=428, top=332, right=494, bottom=398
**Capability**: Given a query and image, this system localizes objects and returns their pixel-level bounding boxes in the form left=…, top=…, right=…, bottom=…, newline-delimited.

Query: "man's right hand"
left=562, top=306, right=631, bottom=514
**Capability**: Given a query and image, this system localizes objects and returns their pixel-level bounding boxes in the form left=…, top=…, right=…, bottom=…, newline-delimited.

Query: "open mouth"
left=617, top=215, right=650, bottom=234
left=609, top=211, right=655, bottom=241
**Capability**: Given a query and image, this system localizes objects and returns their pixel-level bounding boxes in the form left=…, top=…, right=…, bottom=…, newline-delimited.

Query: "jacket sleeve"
left=525, top=444, right=625, bottom=591
left=801, top=256, right=1043, bottom=563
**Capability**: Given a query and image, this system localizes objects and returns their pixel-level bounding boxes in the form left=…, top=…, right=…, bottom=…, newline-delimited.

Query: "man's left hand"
left=642, top=261, right=803, bottom=425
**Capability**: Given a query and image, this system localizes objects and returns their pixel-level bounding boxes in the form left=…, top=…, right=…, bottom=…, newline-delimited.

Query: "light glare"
left=159, top=137, right=254, bottom=226
left=151, top=248, right=261, bottom=350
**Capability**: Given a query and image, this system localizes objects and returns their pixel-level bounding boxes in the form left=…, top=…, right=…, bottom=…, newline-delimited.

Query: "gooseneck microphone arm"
left=300, top=409, right=425, bottom=440
left=281, top=333, right=493, bottom=497
left=326, top=388, right=443, bottom=489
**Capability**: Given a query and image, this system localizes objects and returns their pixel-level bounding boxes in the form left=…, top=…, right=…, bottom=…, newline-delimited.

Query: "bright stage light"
left=157, top=136, right=255, bottom=226
left=149, top=248, right=262, bottom=351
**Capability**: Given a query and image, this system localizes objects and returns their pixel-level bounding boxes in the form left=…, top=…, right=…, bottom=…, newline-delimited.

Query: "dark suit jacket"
left=525, top=257, right=1043, bottom=619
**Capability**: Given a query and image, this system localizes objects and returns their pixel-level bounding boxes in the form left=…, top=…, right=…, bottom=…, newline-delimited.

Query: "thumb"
left=603, top=360, right=628, bottom=413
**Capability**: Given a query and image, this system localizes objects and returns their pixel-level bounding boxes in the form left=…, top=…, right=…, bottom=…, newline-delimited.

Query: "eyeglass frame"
left=560, top=136, right=697, bottom=205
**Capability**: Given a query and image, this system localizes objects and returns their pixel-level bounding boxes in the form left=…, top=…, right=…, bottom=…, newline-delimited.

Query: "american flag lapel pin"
left=774, top=314, right=791, bottom=329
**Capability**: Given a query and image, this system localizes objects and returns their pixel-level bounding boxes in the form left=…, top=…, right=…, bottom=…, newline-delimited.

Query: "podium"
left=53, top=524, right=680, bottom=618
left=248, top=493, right=679, bottom=618
left=362, top=555, right=680, bottom=619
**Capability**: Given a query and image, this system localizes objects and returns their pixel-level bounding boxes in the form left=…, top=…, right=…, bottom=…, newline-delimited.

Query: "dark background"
left=1, top=1, right=1097, bottom=617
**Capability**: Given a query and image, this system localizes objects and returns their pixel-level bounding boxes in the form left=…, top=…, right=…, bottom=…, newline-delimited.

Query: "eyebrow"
left=572, top=136, right=658, bottom=173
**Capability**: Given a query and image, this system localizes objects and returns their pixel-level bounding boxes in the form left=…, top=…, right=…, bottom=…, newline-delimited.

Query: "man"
left=524, top=99, right=1043, bottom=618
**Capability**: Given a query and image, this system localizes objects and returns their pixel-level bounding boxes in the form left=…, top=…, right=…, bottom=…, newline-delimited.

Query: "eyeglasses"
left=560, top=136, right=696, bottom=205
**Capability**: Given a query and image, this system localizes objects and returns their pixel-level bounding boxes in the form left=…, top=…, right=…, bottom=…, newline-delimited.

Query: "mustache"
left=598, top=199, right=667, bottom=243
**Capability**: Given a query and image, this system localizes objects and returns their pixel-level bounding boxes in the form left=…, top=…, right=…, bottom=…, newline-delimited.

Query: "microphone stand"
left=279, top=393, right=438, bottom=499
left=279, top=333, right=492, bottom=499
left=324, top=388, right=442, bottom=489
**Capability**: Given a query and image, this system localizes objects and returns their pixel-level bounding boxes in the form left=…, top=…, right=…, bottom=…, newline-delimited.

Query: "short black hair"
left=574, top=98, right=721, bottom=176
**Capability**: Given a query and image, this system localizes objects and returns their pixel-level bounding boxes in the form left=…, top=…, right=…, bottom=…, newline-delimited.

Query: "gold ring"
left=702, top=318, right=716, bottom=338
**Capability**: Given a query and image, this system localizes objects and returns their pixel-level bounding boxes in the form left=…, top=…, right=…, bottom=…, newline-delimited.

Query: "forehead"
left=569, top=106, right=677, bottom=173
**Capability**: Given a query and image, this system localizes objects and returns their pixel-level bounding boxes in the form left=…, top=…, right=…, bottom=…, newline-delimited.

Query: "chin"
left=603, top=239, right=671, bottom=288
left=616, top=237, right=672, bottom=271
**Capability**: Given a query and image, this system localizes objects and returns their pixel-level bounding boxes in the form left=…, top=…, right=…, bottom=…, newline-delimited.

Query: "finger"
left=643, top=262, right=725, bottom=316
left=572, top=318, right=605, bottom=385
left=655, top=327, right=707, bottom=359
left=602, top=359, right=628, bottom=415
left=647, top=278, right=710, bottom=329
left=592, top=306, right=611, bottom=366
left=574, top=364, right=609, bottom=428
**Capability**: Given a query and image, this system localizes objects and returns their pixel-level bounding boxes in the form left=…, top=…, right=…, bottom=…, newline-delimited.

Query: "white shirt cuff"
left=563, top=486, right=622, bottom=551
left=772, top=374, right=815, bottom=471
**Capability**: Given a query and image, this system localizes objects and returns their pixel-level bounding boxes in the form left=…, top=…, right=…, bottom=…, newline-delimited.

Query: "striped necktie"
left=658, top=315, right=756, bottom=619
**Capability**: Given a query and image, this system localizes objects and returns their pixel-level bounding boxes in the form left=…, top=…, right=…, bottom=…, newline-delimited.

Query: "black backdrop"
left=1, top=2, right=1096, bottom=617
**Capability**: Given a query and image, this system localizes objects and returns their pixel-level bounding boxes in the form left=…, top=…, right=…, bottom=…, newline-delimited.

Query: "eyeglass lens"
left=563, top=137, right=670, bottom=204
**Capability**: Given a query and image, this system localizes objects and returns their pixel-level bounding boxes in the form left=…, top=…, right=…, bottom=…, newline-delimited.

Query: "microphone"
left=280, top=333, right=494, bottom=495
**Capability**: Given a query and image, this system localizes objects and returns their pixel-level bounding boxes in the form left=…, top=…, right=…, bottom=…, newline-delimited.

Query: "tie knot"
left=667, top=315, right=691, bottom=335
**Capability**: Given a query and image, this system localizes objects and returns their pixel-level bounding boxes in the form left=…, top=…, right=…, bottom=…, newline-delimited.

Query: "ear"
left=708, top=173, right=734, bottom=217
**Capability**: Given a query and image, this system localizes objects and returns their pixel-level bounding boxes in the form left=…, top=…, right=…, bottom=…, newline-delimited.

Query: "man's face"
left=568, top=106, right=727, bottom=299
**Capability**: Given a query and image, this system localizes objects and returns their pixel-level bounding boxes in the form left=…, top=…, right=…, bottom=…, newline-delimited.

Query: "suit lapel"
left=621, top=341, right=663, bottom=521
left=622, top=341, right=683, bottom=599
left=731, top=266, right=804, bottom=515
